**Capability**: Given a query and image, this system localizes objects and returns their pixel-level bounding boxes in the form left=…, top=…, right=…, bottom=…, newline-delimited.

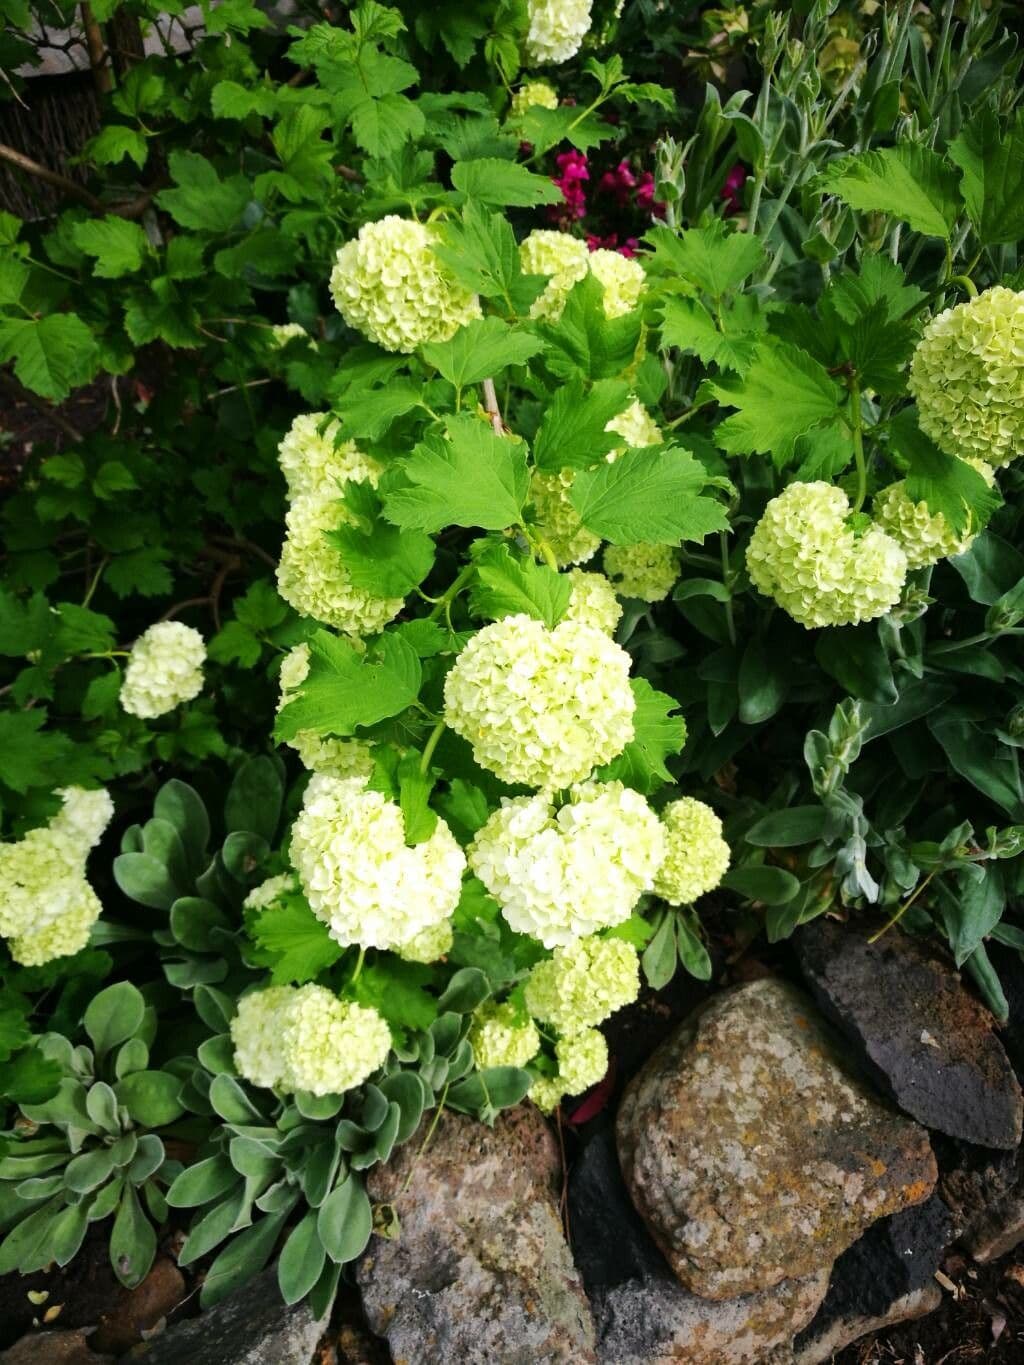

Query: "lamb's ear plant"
left=109, top=760, right=287, bottom=991
left=165, top=967, right=528, bottom=1310
left=0, top=981, right=194, bottom=1288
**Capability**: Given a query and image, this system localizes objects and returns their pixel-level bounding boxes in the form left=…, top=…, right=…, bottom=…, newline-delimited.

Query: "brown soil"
left=834, top=1250, right=1024, bottom=1363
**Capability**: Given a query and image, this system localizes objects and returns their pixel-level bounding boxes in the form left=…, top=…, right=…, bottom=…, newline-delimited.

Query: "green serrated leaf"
left=816, top=144, right=960, bottom=239
left=570, top=446, right=728, bottom=545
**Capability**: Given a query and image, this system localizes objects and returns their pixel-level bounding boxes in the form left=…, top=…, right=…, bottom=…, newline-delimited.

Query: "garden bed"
left=3, top=0, right=1024, bottom=1361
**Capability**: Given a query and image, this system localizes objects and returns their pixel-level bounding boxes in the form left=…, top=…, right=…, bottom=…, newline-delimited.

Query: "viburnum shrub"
left=2, top=0, right=1024, bottom=1312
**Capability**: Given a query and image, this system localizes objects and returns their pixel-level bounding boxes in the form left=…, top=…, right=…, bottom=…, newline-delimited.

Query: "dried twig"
left=481, top=378, right=504, bottom=435
left=0, top=142, right=103, bottom=212
left=81, top=2, right=114, bottom=94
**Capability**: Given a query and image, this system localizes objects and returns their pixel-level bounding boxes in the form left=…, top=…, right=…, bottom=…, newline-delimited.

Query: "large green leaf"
left=275, top=630, right=422, bottom=740
left=706, top=343, right=843, bottom=466
left=570, top=446, right=728, bottom=544
left=816, top=144, right=960, bottom=239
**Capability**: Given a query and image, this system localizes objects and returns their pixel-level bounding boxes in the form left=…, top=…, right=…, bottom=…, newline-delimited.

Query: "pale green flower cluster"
left=510, top=81, right=558, bottom=116
left=469, top=782, right=663, bottom=946
left=606, top=398, right=662, bottom=453
left=520, top=230, right=589, bottom=322
left=120, top=621, right=205, bottom=719
left=270, top=322, right=311, bottom=348
left=909, top=286, right=1024, bottom=467
left=654, top=797, right=730, bottom=906
left=243, top=872, right=298, bottom=913
left=605, top=542, right=680, bottom=603
left=746, top=481, right=907, bottom=628
left=443, top=614, right=635, bottom=790
left=276, top=413, right=366, bottom=499
left=520, top=231, right=645, bottom=322
left=525, top=0, right=593, bottom=64
left=275, top=425, right=404, bottom=637
left=277, top=643, right=375, bottom=779
left=524, top=935, right=640, bottom=1033
left=524, top=936, right=636, bottom=1111
left=231, top=985, right=391, bottom=1097
left=330, top=216, right=480, bottom=354
left=469, top=1002, right=541, bottom=1069
left=290, top=774, right=466, bottom=952
left=395, top=919, right=454, bottom=964
left=0, top=787, right=113, bottom=965
left=554, top=1028, right=607, bottom=1095
left=873, top=458, right=997, bottom=570
left=589, top=248, right=646, bottom=319
left=530, top=469, right=602, bottom=566
left=565, top=568, right=622, bottom=634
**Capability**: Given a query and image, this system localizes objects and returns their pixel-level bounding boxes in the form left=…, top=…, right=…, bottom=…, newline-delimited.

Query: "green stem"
left=82, top=556, right=108, bottom=608
left=868, top=870, right=936, bottom=944
left=848, top=380, right=867, bottom=514
left=420, top=719, right=446, bottom=776
left=428, top=564, right=474, bottom=622
left=719, top=532, right=736, bottom=646
left=402, top=1081, right=450, bottom=1194
left=350, top=946, right=366, bottom=982
left=947, top=274, right=978, bottom=299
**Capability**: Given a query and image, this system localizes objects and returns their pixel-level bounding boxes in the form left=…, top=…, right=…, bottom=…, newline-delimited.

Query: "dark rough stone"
left=91, top=1256, right=186, bottom=1354
left=129, top=1266, right=332, bottom=1365
left=793, top=1196, right=952, bottom=1360
left=617, top=979, right=937, bottom=1299
left=358, top=1105, right=596, bottom=1364
left=797, top=920, right=1023, bottom=1149
left=987, top=942, right=1024, bottom=1076
left=941, top=1141, right=1024, bottom=1262
left=567, top=1126, right=667, bottom=1293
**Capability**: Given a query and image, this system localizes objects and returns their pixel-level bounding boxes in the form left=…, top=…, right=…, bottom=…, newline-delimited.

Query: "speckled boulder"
left=617, top=979, right=937, bottom=1299
left=358, top=1106, right=595, bottom=1364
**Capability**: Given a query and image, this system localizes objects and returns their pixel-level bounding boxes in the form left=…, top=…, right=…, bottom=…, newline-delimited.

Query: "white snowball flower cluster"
left=469, top=1002, right=541, bottom=1070
left=604, top=543, right=680, bottom=603
left=443, top=614, right=635, bottom=790
left=525, top=934, right=640, bottom=1033
left=589, top=248, right=646, bottom=319
left=290, top=775, right=466, bottom=952
left=653, top=797, right=730, bottom=906
left=276, top=413, right=370, bottom=499
left=277, top=644, right=375, bottom=779
left=564, top=568, right=623, bottom=634
left=872, top=458, right=997, bottom=570
left=520, top=230, right=589, bottom=322
left=746, top=481, right=907, bottom=628
left=0, top=787, right=113, bottom=965
left=120, top=621, right=205, bottom=719
left=231, top=985, right=391, bottom=1097
left=330, top=216, right=480, bottom=354
left=509, top=81, right=559, bottom=117
left=520, top=231, right=646, bottom=323
left=525, top=0, right=593, bottom=65
left=469, top=781, right=663, bottom=947
left=909, top=286, right=1024, bottom=467
left=276, top=429, right=404, bottom=637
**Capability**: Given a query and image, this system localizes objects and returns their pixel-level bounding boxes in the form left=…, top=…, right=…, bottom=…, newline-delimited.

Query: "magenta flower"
left=721, top=163, right=747, bottom=215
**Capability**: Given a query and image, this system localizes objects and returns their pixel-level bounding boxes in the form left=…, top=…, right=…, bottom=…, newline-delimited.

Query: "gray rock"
left=941, top=1142, right=1024, bottom=1262
left=594, top=1264, right=829, bottom=1365
left=128, top=1266, right=331, bottom=1365
left=571, top=1128, right=829, bottom=1365
left=792, top=1196, right=950, bottom=1361
left=797, top=920, right=1022, bottom=1149
left=618, top=979, right=938, bottom=1299
left=358, top=1105, right=596, bottom=1364
left=792, top=1286, right=941, bottom=1365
